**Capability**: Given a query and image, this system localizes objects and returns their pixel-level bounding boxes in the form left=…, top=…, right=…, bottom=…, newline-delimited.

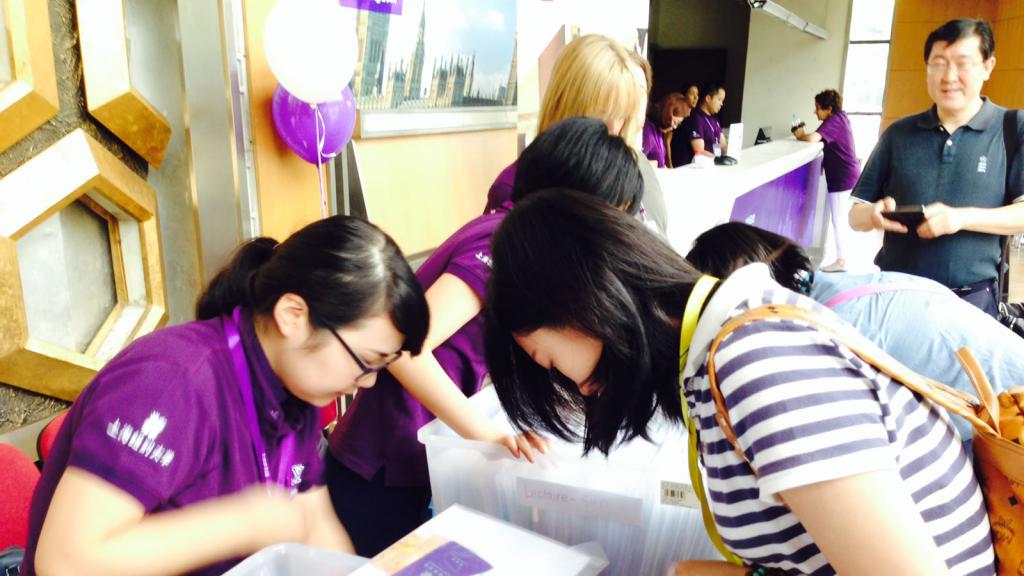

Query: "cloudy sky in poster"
left=380, top=0, right=516, bottom=100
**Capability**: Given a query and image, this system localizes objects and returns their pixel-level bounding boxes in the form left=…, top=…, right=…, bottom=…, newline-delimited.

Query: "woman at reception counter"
left=793, top=89, right=860, bottom=272
left=642, top=92, right=691, bottom=168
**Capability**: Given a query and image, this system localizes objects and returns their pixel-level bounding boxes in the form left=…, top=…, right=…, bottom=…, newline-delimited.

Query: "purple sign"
left=729, top=155, right=823, bottom=247
left=393, top=541, right=492, bottom=576
left=339, top=0, right=403, bottom=15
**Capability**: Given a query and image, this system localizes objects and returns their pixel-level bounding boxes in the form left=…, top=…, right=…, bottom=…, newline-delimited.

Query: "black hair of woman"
left=196, top=215, right=429, bottom=354
left=685, top=222, right=814, bottom=294
left=511, top=116, right=644, bottom=214
left=486, top=189, right=702, bottom=454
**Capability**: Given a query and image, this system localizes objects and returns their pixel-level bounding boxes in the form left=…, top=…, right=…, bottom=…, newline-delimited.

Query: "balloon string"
left=314, top=103, right=327, bottom=219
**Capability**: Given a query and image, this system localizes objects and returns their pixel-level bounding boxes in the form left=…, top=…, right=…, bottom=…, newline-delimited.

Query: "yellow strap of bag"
left=677, top=275, right=744, bottom=565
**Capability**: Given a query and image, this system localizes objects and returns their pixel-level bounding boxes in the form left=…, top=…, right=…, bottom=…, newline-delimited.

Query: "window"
left=842, top=0, right=895, bottom=162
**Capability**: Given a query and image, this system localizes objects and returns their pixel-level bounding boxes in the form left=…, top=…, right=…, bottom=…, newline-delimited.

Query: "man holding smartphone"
left=850, top=18, right=1024, bottom=317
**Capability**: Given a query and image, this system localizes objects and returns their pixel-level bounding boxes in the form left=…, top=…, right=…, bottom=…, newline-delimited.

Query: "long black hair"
left=196, top=216, right=429, bottom=354
left=486, top=189, right=701, bottom=455
left=512, top=116, right=643, bottom=214
left=685, top=222, right=812, bottom=293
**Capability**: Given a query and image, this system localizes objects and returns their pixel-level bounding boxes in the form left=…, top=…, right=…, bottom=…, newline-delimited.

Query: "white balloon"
left=264, top=0, right=358, bottom=104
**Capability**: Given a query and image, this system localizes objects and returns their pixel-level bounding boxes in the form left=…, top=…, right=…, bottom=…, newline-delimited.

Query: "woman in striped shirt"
left=484, top=190, right=995, bottom=576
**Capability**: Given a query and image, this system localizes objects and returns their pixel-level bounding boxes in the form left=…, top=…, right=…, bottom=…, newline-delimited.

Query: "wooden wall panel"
left=882, top=0, right=998, bottom=128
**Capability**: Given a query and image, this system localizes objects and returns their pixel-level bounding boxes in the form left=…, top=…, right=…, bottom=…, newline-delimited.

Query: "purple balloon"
left=272, top=84, right=356, bottom=164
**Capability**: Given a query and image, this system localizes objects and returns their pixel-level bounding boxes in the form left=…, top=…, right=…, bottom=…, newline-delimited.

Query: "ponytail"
left=195, top=238, right=278, bottom=320
left=194, top=216, right=429, bottom=354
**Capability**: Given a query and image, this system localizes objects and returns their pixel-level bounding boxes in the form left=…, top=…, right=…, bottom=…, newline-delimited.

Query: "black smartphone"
left=881, top=205, right=926, bottom=228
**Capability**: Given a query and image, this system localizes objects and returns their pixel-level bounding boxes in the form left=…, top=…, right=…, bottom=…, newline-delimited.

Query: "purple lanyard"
left=224, top=307, right=296, bottom=489
left=703, top=114, right=719, bottom=143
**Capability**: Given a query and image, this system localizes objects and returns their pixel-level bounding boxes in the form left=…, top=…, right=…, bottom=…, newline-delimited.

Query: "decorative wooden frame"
left=0, top=129, right=167, bottom=400
left=75, top=0, right=172, bottom=167
left=0, top=0, right=59, bottom=153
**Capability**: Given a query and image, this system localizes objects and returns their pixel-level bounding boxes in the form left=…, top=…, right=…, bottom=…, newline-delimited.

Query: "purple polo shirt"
left=677, top=108, right=721, bottom=165
left=22, top=312, right=323, bottom=576
left=483, top=162, right=517, bottom=213
left=816, top=110, right=861, bottom=192
left=641, top=118, right=667, bottom=168
left=328, top=205, right=510, bottom=487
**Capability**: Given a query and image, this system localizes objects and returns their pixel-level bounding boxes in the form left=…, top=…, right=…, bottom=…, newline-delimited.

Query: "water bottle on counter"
left=790, top=114, right=806, bottom=135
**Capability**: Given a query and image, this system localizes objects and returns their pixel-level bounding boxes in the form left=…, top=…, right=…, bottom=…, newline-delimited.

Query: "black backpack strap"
left=998, top=109, right=1022, bottom=303
left=1004, top=109, right=1020, bottom=204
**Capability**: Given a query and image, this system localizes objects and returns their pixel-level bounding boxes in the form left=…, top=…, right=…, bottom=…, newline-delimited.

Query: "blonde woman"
left=483, top=34, right=668, bottom=235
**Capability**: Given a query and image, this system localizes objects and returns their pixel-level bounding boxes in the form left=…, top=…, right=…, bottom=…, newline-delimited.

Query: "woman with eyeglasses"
left=325, top=115, right=647, bottom=557
left=485, top=191, right=994, bottom=576
left=22, top=216, right=429, bottom=576
left=685, top=221, right=1022, bottom=440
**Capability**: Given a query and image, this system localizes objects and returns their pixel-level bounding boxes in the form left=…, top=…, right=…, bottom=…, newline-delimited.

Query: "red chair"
left=36, top=411, right=68, bottom=464
left=319, top=400, right=339, bottom=431
left=0, top=443, right=41, bottom=549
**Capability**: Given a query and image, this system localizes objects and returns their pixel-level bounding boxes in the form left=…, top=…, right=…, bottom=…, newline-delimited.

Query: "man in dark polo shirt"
left=851, top=18, right=1024, bottom=317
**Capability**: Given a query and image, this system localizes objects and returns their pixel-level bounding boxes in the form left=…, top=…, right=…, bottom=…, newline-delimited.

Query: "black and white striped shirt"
left=681, top=264, right=995, bottom=575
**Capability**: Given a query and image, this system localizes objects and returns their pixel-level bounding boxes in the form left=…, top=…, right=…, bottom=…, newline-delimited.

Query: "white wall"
left=740, top=0, right=852, bottom=148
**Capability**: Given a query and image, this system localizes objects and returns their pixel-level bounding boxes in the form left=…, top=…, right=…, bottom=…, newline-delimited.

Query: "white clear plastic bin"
left=224, top=543, right=367, bottom=576
left=418, top=386, right=721, bottom=576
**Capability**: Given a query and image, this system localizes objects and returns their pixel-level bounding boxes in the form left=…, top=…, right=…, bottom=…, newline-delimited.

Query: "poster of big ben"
left=347, top=0, right=517, bottom=113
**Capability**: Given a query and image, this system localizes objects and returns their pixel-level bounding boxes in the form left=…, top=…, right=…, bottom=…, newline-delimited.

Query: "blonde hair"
left=538, top=35, right=648, bottom=150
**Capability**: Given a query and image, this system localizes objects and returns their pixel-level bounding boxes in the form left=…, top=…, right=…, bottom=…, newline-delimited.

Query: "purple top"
left=22, top=312, right=323, bottom=576
left=641, top=118, right=667, bottom=168
left=678, top=108, right=721, bottom=165
left=328, top=205, right=511, bottom=487
left=816, top=110, right=861, bottom=192
left=483, top=162, right=517, bottom=214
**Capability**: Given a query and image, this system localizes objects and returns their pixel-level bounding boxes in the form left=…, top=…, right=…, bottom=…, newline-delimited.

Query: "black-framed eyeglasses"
left=329, top=328, right=402, bottom=380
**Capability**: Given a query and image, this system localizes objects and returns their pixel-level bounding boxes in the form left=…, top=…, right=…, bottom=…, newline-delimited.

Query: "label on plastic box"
left=393, top=541, right=492, bottom=576
left=659, top=481, right=700, bottom=509
left=515, top=477, right=643, bottom=525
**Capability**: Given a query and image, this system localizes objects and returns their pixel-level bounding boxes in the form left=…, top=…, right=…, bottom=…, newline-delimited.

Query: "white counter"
left=656, top=139, right=825, bottom=255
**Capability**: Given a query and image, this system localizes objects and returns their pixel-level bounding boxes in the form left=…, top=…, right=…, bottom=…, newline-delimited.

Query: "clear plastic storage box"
left=224, top=543, right=367, bottom=576
left=418, top=386, right=722, bottom=575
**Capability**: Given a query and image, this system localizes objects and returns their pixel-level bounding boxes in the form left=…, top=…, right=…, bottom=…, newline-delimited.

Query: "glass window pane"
left=849, top=0, right=895, bottom=41
left=843, top=43, right=890, bottom=113
left=848, top=114, right=882, bottom=163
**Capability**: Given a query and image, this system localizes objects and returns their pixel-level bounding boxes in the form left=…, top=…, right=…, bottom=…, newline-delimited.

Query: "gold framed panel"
left=0, top=129, right=167, bottom=400
left=0, top=0, right=59, bottom=153
left=74, top=195, right=128, bottom=357
left=75, top=0, right=172, bottom=167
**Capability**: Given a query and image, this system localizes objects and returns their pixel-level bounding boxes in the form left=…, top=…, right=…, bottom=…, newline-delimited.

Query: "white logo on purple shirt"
left=291, top=464, right=305, bottom=487
left=106, top=411, right=176, bottom=467
left=475, top=252, right=493, bottom=268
